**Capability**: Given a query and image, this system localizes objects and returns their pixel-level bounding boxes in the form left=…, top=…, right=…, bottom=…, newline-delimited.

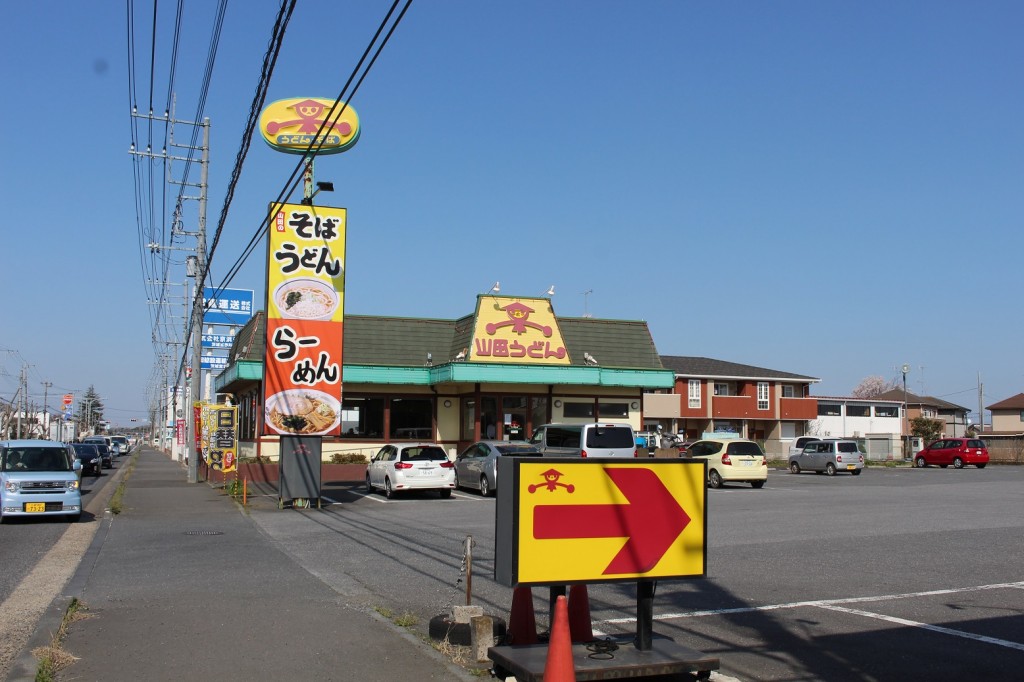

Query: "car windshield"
left=837, top=442, right=860, bottom=453
left=2, top=446, right=73, bottom=472
left=496, top=444, right=541, bottom=456
left=727, top=442, right=764, bottom=457
left=586, top=427, right=634, bottom=448
left=402, top=446, right=448, bottom=462
left=71, top=444, right=98, bottom=456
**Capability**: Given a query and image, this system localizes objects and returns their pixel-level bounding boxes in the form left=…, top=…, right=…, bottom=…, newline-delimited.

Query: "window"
left=688, top=380, right=701, bottom=408
left=757, top=382, right=769, bottom=410
left=1020, top=410, right=1024, bottom=422
left=563, top=402, right=595, bottom=419
left=874, top=405, right=899, bottom=418
left=818, top=403, right=841, bottom=416
left=713, top=383, right=730, bottom=396
left=389, top=397, right=433, bottom=440
left=781, top=385, right=796, bottom=398
left=341, top=397, right=385, bottom=437
left=598, top=402, right=629, bottom=418
left=846, top=405, right=870, bottom=417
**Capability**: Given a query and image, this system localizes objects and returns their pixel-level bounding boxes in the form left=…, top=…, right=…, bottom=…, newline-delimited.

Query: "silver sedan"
left=453, top=440, right=542, bottom=497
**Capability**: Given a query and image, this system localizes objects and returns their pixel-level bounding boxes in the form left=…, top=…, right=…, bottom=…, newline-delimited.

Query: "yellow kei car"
left=685, top=438, right=768, bottom=489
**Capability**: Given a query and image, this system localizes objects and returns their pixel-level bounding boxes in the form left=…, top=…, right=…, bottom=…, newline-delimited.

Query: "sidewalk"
left=7, top=448, right=474, bottom=681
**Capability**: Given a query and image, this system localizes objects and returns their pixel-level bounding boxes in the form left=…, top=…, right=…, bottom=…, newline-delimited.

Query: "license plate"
left=847, top=465, right=856, bottom=470
left=25, top=502, right=46, bottom=513
left=420, top=469, right=435, bottom=476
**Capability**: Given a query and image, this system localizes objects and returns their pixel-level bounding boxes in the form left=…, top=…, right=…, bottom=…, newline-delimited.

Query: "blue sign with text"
left=202, top=287, right=254, bottom=326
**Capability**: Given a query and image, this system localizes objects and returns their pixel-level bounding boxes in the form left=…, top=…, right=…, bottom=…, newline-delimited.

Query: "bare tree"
left=851, top=375, right=898, bottom=398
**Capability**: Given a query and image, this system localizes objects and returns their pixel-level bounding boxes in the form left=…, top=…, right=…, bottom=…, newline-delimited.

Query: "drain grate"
left=183, top=530, right=224, bottom=536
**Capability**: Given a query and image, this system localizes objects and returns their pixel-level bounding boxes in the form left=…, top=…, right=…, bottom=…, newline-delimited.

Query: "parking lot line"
left=600, top=581, right=1024, bottom=625
left=816, top=603, right=1024, bottom=652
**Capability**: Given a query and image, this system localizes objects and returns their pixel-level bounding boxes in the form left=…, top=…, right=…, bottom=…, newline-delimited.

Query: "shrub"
left=331, top=452, right=368, bottom=464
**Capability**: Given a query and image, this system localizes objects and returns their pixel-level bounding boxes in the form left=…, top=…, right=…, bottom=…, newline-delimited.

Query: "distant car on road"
left=365, top=443, right=455, bottom=499
left=111, top=435, right=130, bottom=455
left=92, top=444, right=113, bottom=469
left=685, top=438, right=768, bottom=489
left=915, top=438, right=989, bottom=469
left=789, top=439, right=864, bottom=476
left=454, top=440, right=542, bottom=497
left=71, top=443, right=103, bottom=477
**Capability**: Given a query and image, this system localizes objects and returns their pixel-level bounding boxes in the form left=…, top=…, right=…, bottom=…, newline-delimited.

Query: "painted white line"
left=452, top=491, right=489, bottom=500
left=816, top=603, right=1024, bottom=652
left=600, top=581, right=1024, bottom=625
left=350, top=490, right=389, bottom=503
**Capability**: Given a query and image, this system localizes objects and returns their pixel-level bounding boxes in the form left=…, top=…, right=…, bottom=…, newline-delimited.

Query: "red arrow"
left=533, top=468, right=690, bottom=575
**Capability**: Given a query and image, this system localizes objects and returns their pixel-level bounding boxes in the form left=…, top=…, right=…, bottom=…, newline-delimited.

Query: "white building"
left=810, top=396, right=905, bottom=460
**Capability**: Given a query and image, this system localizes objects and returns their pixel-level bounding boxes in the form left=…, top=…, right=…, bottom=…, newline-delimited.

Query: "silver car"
left=789, top=439, right=864, bottom=476
left=454, top=440, right=542, bottom=497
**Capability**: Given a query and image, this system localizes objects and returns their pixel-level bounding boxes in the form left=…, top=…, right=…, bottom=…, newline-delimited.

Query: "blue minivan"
left=0, top=440, right=82, bottom=522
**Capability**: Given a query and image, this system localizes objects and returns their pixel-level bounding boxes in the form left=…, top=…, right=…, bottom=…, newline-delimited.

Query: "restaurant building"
left=215, top=296, right=674, bottom=461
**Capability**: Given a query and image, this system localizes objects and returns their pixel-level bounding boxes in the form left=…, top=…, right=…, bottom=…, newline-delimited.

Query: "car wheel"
left=384, top=478, right=395, bottom=499
left=825, top=463, right=837, bottom=476
left=977, top=463, right=987, bottom=469
left=915, top=456, right=927, bottom=468
left=953, top=457, right=964, bottom=469
left=789, top=462, right=800, bottom=474
left=750, top=480, right=765, bottom=489
left=708, top=470, right=723, bottom=489
left=365, top=475, right=373, bottom=494
left=851, top=469, right=862, bottom=476
left=439, top=489, right=452, bottom=499
left=479, top=476, right=491, bottom=498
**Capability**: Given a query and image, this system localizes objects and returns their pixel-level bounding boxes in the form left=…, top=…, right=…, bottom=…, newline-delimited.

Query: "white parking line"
left=815, top=603, right=1024, bottom=652
left=601, top=581, right=1024, bottom=624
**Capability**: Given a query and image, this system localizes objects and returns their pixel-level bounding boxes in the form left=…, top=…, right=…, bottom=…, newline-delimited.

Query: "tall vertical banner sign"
left=262, top=203, right=346, bottom=437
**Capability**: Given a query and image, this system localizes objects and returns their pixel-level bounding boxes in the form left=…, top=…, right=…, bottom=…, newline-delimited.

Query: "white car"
left=365, top=443, right=455, bottom=499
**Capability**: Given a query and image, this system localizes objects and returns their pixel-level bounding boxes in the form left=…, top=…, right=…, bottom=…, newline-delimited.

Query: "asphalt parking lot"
left=247, top=464, right=1024, bottom=681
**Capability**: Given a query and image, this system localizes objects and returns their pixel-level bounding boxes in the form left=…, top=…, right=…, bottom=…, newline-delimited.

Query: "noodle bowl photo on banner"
left=265, top=389, right=341, bottom=435
left=273, top=277, right=340, bottom=321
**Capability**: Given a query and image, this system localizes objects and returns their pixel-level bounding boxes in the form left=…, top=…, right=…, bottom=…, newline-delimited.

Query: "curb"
left=4, top=450, right=143, bottom=682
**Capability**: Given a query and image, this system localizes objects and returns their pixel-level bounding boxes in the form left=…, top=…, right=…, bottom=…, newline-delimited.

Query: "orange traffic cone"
left=543, top=595, right=576, bottom=681
left=567, top=584, right=594, bottom=643
left=507, top=586, right=538, bottom=645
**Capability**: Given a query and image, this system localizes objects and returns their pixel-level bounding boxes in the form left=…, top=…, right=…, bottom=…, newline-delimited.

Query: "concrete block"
left=452, top=604, right=484, bottom=624
left=470, top=615, right=495, bottom=663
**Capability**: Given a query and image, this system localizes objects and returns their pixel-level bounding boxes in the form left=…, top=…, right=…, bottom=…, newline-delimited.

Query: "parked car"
left=529, top=423, right=638, bottom=458
left=0, top=440, right=82, bottom=522
left=454, top=440, right=542, bottom=496
left=915, top=438, right=989, bottom=469
left=788, top=436, right=822, bottom=457
left=789, top=439, right=864, bottom=476
left=365, top=443, right=455, bottom=499
left=71, top=443, right=103, bottom=477
left=685, top=438, right=768, bottom=489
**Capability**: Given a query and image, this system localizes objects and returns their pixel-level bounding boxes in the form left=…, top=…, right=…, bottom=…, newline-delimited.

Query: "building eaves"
left=987, top=392, right=1024, bottom=411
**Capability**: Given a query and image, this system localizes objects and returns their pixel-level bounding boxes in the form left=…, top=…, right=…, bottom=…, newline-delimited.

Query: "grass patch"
left=108, top=451, right=140, bottom=515
left=32, top=598, right=91, bottom=681
left=374, top=605, right=394, bottom=619
left=393, top=612, right=418, bottom=628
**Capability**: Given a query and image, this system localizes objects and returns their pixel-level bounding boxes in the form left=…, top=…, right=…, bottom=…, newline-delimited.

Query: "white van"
left=529, top=423, right=638, bottom=458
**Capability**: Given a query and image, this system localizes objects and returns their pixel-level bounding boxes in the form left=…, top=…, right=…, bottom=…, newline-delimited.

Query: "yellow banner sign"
left=470, top=296, right=570, bottom=365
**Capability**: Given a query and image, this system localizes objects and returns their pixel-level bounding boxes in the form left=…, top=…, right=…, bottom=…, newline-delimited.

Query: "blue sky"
left=1, top=1, right=1021, bottom=427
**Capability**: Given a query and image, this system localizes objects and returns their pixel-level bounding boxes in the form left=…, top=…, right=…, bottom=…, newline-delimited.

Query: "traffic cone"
left=507, top=586, right=538, bottom=645
left=543, top=595, right=576, bottom=681
left=567, top=584, right=594, bottom=643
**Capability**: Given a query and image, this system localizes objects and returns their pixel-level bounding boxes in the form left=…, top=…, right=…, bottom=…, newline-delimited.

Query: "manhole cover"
left=183, top=530, right=224, bottom=536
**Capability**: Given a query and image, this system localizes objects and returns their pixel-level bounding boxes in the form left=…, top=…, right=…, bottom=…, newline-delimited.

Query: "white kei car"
left=365, top=443, right=455, bottom=499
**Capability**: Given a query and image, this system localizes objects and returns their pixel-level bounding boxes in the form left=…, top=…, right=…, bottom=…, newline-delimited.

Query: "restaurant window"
left=341, top=397, right=385, bottom=438
left=530, top=397, right=548, bottom=437
left=688, top=380, right=701, bottom=408
left=598, top=402, right=629, bottom=419
left=461, top=398, right=476, bottom=441
left=389, top=397, right=434, bottom=440
left=563, top=401, right=595, bottom=419
left=846, top=405, right=870, bottom=417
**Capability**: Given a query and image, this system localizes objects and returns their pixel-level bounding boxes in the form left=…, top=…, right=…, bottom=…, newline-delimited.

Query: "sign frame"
left=495, top=457, right=707, bottom=587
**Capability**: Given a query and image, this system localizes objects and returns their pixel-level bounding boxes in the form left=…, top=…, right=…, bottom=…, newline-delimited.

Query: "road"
left=247, top=464, right=1024, bottom=681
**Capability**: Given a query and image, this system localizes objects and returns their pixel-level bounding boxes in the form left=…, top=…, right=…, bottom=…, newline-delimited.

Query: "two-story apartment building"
left=874, top=389, right=970, bottom=438
left=987, top=393, right=1024, bottom=435
left=643, top=356, right=820, bottom=456
left=810, top=396, right=904, bottom=460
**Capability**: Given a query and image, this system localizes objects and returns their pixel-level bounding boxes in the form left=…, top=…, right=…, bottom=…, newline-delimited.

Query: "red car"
left=915, top=438, right=989, bottom=469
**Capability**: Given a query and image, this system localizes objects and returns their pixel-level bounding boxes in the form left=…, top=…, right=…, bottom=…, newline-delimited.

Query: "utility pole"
left=41, top=381, right=51, bottom=439
left=187, top=118, right=210, bottom=484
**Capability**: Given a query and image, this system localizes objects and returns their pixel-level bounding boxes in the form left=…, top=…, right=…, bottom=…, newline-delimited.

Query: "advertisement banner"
left=202, top=405, right=237, bottom=473
left=202, top=287, right=255, bottom=326
left=193, top=402, right=203, bottom=452
left=176, top=419, right=186, bottom=445
left=262, top=202, right=346, bottom=437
